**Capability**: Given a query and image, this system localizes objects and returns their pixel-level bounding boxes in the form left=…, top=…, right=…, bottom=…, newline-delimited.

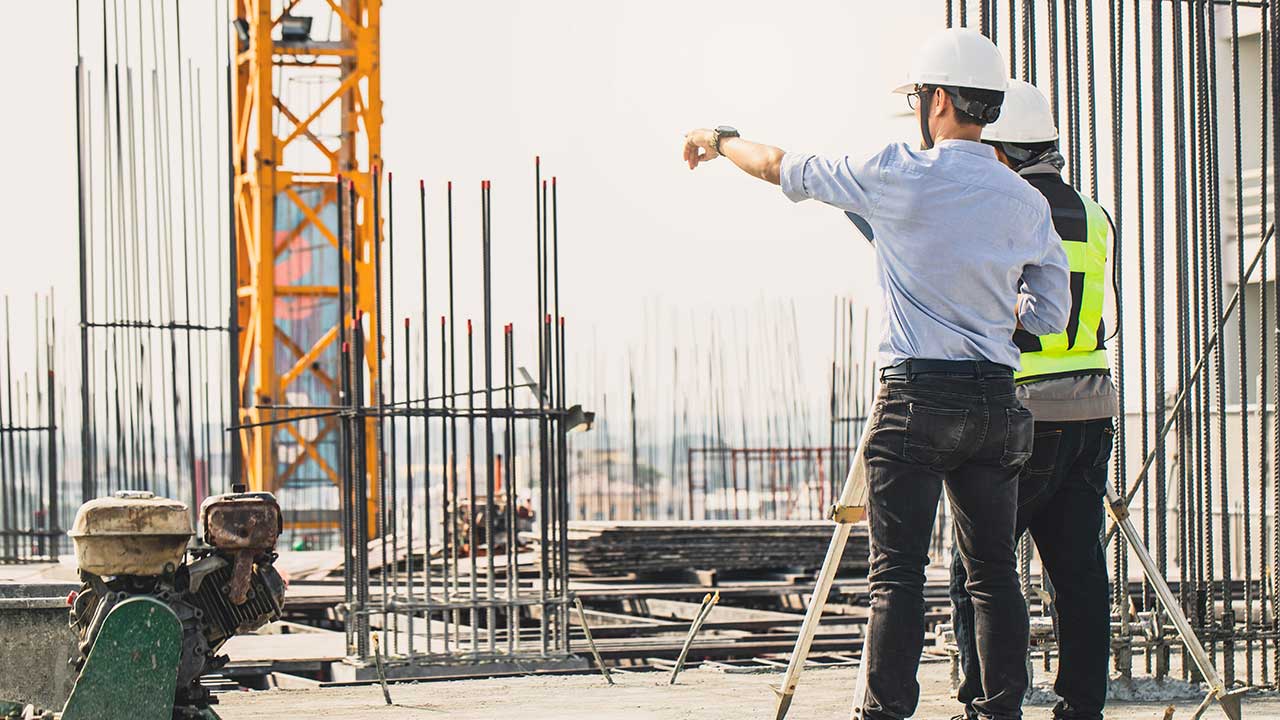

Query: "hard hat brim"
left=891, top=82, right=916, bottom=95
left=984, top=131, right=1061, bottom=144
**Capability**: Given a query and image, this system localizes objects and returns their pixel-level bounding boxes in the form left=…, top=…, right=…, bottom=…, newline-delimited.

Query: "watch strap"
left=713, top=126, right=739, bottom=154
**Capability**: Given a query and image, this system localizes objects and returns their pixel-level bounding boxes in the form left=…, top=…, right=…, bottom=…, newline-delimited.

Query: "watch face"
left=716, top=125, right=739, bottom=136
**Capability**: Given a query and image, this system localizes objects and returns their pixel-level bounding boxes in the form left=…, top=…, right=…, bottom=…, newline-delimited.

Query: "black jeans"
left=950, top=418, right=1114, bottom=720
left=861, top=371, right=1032, bottom=720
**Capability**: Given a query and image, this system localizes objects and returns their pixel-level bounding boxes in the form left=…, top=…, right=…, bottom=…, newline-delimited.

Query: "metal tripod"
left=1103, top=482, right=1246, bottom=720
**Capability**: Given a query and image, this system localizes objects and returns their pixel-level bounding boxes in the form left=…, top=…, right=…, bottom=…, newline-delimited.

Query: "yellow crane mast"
left=231, top=0, right=383, bottom=538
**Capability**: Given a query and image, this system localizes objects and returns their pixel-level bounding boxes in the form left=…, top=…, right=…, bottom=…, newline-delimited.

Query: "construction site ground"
left=216, top=664, right=1280, bottom=719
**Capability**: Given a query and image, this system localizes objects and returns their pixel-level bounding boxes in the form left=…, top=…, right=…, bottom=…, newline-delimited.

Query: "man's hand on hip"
left=683, top=128, right=719, bottom=169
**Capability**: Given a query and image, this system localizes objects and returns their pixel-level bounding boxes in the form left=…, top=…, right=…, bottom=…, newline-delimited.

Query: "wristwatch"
left=712, top=125, right=739, bottom=154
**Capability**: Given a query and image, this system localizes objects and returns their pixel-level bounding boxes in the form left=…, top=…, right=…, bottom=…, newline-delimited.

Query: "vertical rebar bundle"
left=0, top=294, right=62, bottom=563
left=71, top=0, right=232, bottom=524
left=235, top=162, right=578, bottom=667
left=958, top=0, right=1280, bottom=690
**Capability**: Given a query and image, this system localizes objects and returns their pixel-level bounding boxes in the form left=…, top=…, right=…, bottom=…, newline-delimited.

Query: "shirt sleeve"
left=779, top=148, right=889, bottom=218
left=1016, top=206, right=1072, bottom=336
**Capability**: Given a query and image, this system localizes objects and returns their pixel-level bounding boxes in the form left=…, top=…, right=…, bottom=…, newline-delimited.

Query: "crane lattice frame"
left=232, top=0, right=382, bottom=535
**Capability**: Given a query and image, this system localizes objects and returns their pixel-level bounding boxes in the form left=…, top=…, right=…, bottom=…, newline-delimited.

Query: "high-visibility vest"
left=1014, top=172, right=1112, bottom=383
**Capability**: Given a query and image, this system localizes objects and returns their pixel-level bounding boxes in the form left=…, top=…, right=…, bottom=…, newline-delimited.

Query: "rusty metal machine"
left=2, top=488, right=287, bottom=720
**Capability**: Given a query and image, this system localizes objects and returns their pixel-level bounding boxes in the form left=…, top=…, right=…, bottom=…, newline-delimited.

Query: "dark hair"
left=927, top=85, right=1005, bottom=127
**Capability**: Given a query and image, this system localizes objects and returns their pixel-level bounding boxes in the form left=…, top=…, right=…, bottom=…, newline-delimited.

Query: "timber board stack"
left=529, top=520, right=870, bottom=578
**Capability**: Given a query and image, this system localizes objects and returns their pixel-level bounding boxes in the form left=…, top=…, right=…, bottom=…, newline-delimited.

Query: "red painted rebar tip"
left=448, top=180, right=452, bottom=189
left=441, top=315, right=446, bottom=326
left=404, top=317, right=410, bottom=328
left=467, top=319, right=473, bottom=333
left=545, top=313, right=551, bottom=324
left=559, top=316, right=565, bottom=326
left=536, top=155, right=541, bottom=166
left=419, top=179, right=424, bottom=190
left=552, top=176, right=557, bottom=187
left=542, top=180, right=547, bottom=188
left=342, top=341, right=349, bottom=352
left=387, top=171, right=392, bottom=181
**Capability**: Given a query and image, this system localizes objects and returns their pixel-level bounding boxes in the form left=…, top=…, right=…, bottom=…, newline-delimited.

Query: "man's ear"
left=932, top=87, right=950, bottom=119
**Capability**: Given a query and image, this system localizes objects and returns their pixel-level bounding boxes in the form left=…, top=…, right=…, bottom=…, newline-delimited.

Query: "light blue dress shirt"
left=780, top=139, right=1071, bottom=371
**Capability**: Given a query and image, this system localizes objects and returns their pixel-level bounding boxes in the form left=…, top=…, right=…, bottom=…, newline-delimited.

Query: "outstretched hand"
left=682, top=129, right=719, bottom=170
left=680, top=129, right=783, bottom=185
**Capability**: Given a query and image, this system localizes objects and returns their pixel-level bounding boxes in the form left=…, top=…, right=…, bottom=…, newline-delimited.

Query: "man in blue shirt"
left=682, top=28, right=1069, bottom=720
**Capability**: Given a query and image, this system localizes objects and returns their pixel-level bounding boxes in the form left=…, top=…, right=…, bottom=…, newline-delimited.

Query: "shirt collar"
left=933, top=138, right=998, bottom=158
left=1018, top=162, right=1063, bottom=178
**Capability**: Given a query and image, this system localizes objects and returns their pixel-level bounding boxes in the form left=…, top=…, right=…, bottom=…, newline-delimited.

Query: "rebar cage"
left=954, top=0, right=1280, bottom=690
left=295, top=170, right=579, bottom=668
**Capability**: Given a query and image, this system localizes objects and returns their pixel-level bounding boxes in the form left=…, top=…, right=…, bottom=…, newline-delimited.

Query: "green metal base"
left=61, top=596, right=181, bottom=720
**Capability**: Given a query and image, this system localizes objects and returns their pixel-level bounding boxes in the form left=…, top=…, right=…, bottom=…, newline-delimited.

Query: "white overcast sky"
left=0, top=1, right=938, bottom=410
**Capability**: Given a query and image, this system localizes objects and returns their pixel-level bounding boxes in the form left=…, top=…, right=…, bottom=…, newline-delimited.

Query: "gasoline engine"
left=61, top=487, right=285, bottom=720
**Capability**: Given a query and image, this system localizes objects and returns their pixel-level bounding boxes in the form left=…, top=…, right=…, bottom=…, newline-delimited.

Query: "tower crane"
left=231, top=0, right=383, bottom=539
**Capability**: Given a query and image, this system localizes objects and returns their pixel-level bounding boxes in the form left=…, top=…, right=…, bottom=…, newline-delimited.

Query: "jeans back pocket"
left=1000, top=406, right=1035, bottom=468
left=1016, top=428, right=1063, bottom=510
left=903, top=402, right=969, bottom=466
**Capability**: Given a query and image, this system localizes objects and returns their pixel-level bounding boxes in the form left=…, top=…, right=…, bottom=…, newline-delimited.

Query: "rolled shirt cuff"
left=779, top=152, right=812, bottom=203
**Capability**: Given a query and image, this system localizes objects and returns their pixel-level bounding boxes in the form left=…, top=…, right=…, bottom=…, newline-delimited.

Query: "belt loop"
left=905, top=359, right=914, bottom=381
left=971, top=360, right=980, bottom=378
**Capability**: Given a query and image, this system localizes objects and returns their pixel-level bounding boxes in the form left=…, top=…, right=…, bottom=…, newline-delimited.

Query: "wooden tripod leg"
left=849, top=619, right=872, bottom=719
left=772, top=522, right=855, bottom=720
left=772, top=429, right=872, bottom=720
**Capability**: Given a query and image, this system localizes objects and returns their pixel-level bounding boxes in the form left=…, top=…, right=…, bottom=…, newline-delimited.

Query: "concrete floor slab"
left=215, top=663, right=1280, bottom=719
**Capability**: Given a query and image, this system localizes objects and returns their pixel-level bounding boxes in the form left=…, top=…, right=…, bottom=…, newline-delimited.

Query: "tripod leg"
left=773, top=522, right=855, bottom=720
left=773, top=431, right=872, bottom=720
left=849, top=621, right=871, bottom=719
left=1105, top=485, right=1246, bottom=720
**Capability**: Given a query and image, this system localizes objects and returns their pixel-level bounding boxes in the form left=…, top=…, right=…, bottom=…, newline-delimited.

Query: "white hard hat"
left=892, top=28, right=1009, bottom=95
left=981, top=79, right=1059, bottom=143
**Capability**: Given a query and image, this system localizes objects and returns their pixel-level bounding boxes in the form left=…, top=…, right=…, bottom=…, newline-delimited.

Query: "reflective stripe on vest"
left=1014, top=176, right=1112, bottom=382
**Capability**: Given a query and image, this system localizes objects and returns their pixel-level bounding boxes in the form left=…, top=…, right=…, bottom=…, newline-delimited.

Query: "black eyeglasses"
left=907, top=85, right=926, bottom=111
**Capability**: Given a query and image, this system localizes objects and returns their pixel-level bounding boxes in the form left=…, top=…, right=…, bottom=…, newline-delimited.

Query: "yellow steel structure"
left=232, top=0, right=383, bottom=536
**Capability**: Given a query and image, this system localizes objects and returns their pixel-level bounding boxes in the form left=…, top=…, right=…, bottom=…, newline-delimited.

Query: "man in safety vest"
left=949, top=79, right=1117, bottom=720
left=682, top=29, right=1070, bottom=720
